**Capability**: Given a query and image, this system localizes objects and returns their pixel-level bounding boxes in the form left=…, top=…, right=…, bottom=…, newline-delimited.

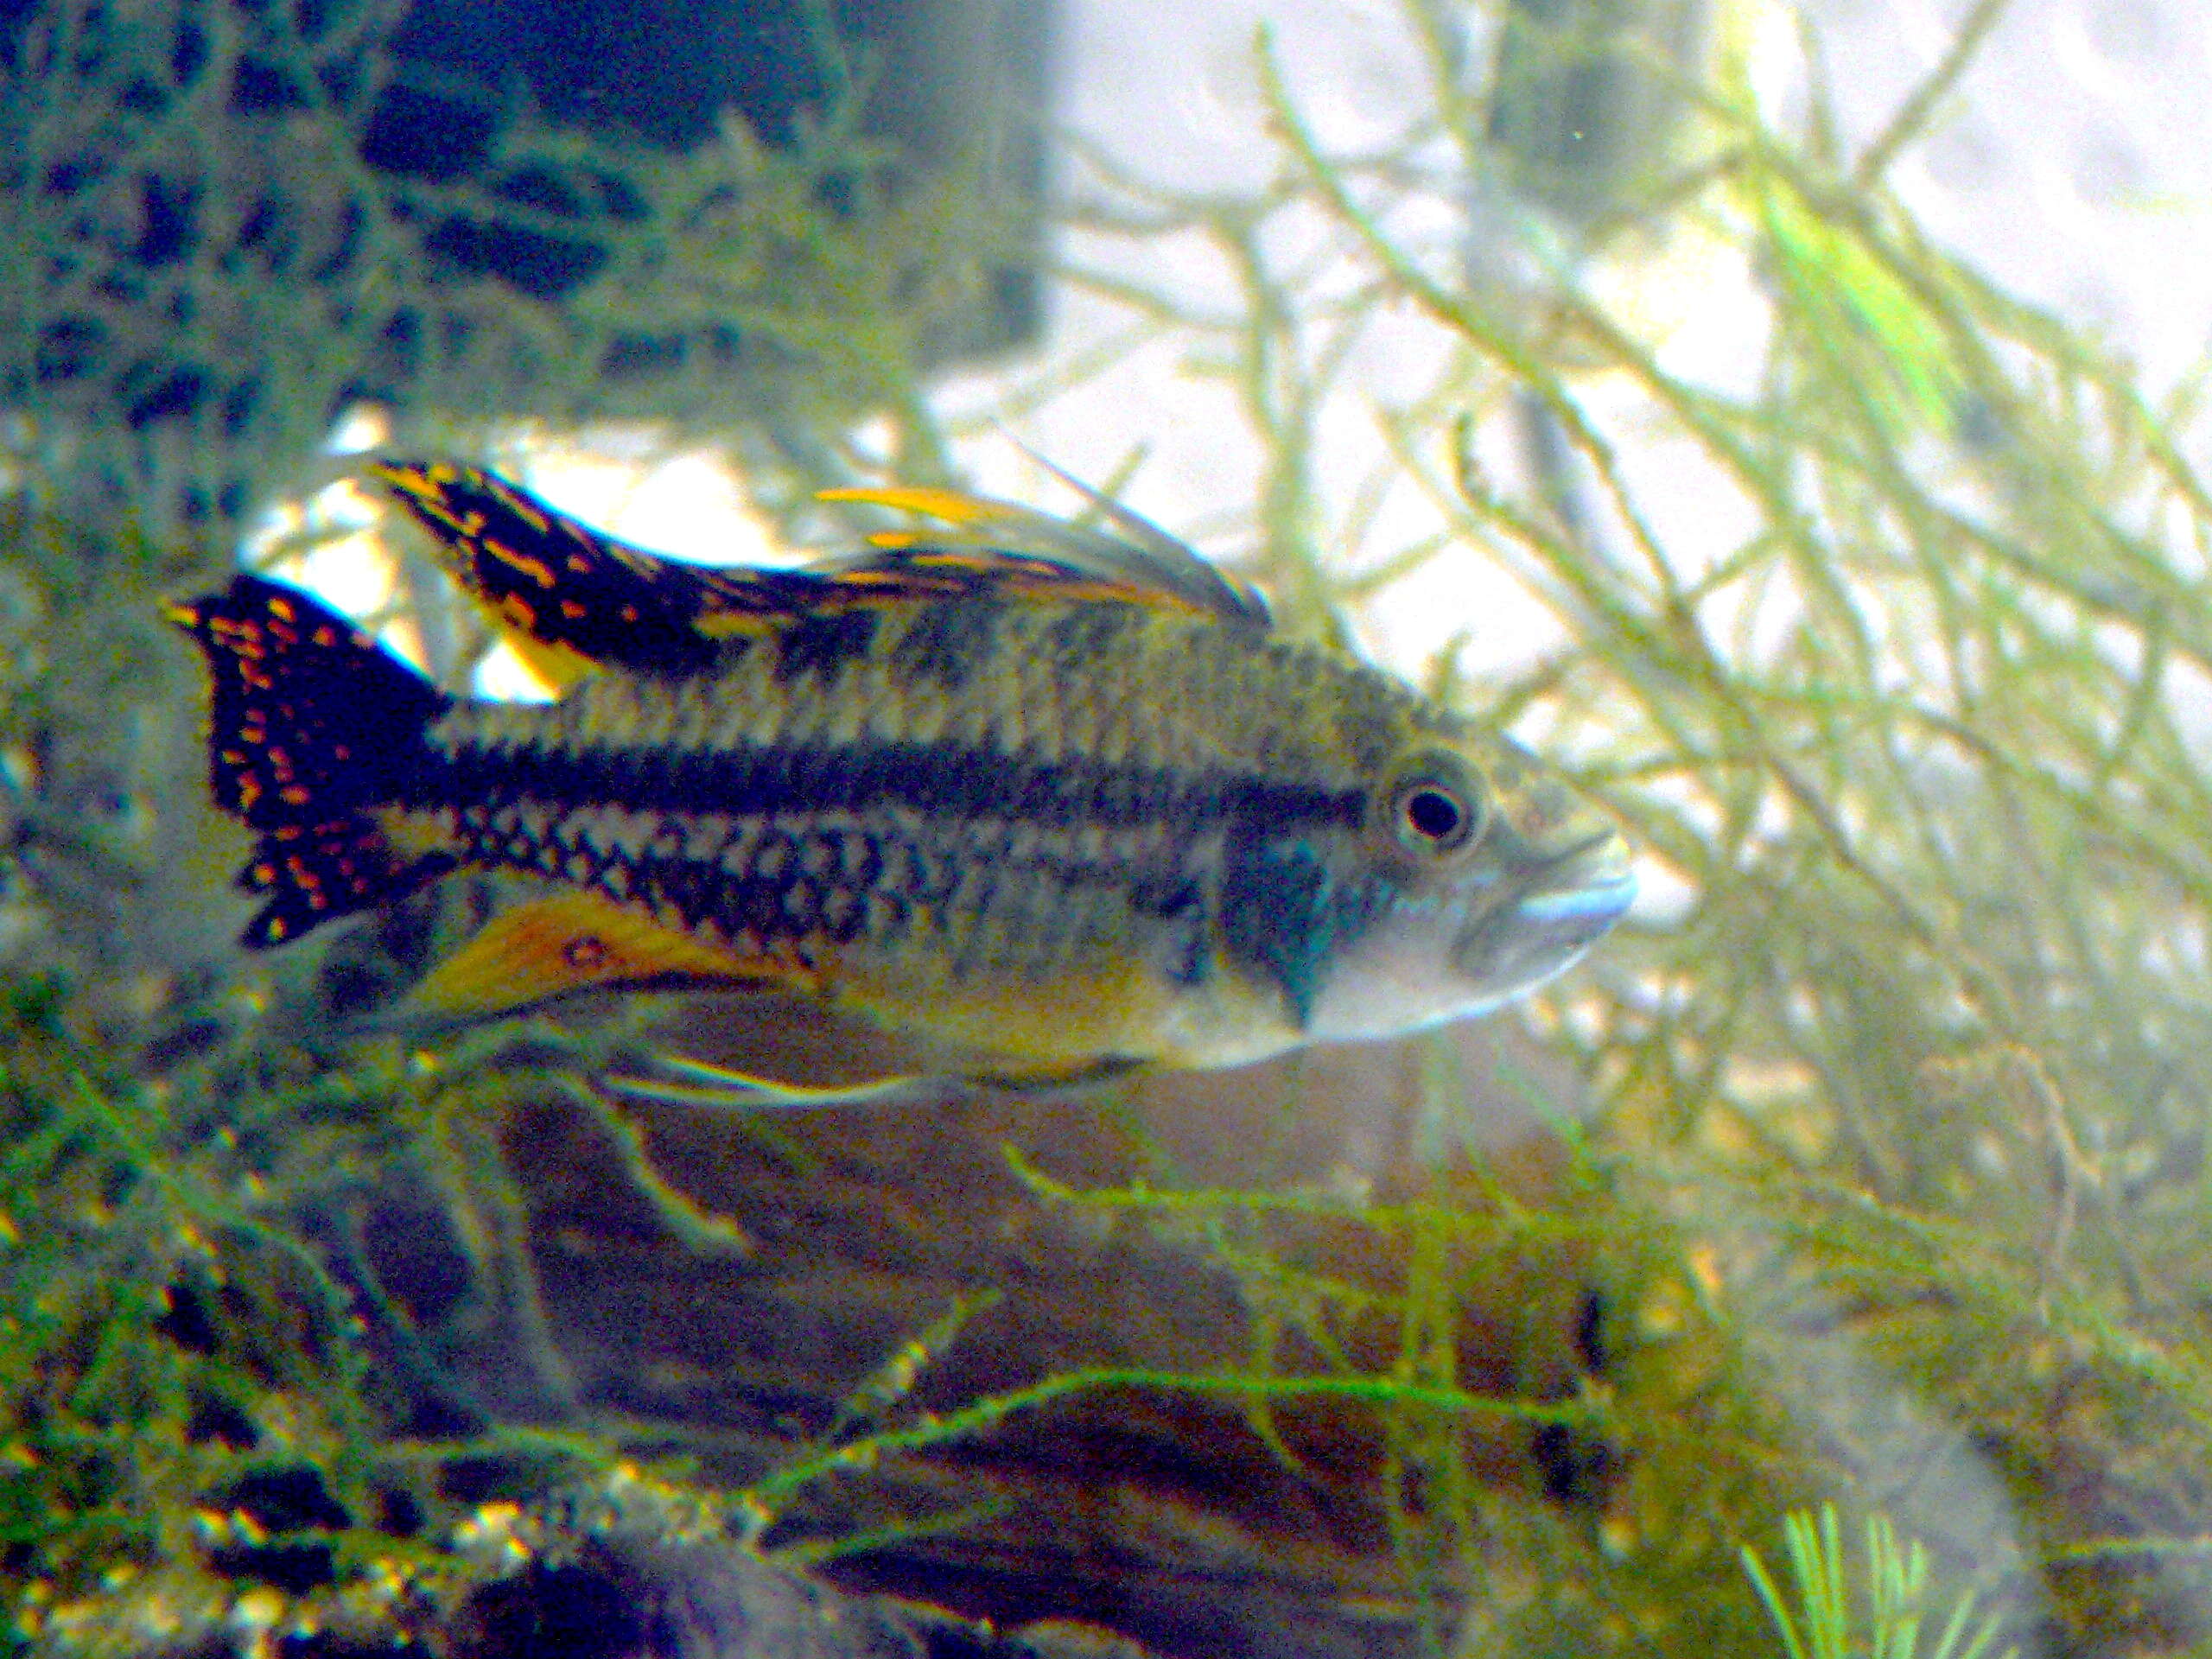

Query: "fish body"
left=171, top=463, right=1633, bottom=1084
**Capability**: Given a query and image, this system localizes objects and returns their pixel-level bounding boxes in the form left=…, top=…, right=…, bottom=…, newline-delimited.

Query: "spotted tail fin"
left=168, top=575, right=454, bottom=947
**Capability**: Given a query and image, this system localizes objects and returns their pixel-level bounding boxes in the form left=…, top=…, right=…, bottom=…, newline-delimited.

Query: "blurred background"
left=6, top=0, right=2212, bottom=1655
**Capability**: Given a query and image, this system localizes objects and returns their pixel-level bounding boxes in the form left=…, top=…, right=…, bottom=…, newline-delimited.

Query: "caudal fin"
left=168, top=575, right=454, bottom=947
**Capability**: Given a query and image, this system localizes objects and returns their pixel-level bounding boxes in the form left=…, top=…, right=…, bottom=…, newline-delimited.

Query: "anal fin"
left=406, top=893, right=823, bottom=1023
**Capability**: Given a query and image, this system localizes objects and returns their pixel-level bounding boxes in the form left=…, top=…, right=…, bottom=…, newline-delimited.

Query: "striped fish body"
left=172, top=464, right=1635, bottom=1084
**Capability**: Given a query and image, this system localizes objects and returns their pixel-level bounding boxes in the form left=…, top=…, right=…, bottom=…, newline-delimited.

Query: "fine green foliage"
left=0, top=957, right=642, bottom=1636
left=0, top=0, right=1022, bottom=540
left=1741, top=1506, right=2015, bottom=1659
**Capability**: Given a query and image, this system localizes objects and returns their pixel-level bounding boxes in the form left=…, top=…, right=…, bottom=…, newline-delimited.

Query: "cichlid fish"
left=170, top=461, right=1633, bottom=1101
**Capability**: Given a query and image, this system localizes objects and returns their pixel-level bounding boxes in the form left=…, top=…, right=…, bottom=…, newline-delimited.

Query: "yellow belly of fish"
left=833, top=946, right=1302, bottom=1076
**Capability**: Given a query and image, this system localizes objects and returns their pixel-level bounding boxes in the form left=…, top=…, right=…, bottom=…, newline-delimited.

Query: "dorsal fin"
left=370, top=461, right=1271, bottom=691
left=818, top=484, right=1271, bottom=630
left=370, top=460, right=837, bottom=687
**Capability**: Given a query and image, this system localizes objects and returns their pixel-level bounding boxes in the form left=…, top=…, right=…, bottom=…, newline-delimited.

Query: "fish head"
left=1301, top=728, right=1636, bottom=1044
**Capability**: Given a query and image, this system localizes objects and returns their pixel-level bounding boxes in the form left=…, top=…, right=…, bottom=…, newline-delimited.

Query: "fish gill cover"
left=0, top=0, right=2209, bottom=1655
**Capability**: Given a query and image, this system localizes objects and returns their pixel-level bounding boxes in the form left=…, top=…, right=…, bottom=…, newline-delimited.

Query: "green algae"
left=1743, top=1505, right=2018, bottom=1659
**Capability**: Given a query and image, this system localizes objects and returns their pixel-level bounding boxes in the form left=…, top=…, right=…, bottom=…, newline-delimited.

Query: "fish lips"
left=1452, top=833, right=1637, bottom=998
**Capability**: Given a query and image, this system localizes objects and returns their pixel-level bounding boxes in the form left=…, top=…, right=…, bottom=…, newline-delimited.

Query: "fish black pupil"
left=1404, top=786, right=1463, bottom=843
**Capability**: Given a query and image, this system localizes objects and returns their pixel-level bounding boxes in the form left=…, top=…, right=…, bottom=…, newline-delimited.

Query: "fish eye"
left=1390, top=772, right=1483, bottom=855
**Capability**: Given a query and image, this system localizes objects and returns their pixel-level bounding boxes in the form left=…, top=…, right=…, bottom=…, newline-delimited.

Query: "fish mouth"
left=1454, top=827, right=1637, bottom=995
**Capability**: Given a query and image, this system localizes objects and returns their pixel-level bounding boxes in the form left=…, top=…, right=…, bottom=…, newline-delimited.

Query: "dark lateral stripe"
left=413, top=737, right=1366, bottom=834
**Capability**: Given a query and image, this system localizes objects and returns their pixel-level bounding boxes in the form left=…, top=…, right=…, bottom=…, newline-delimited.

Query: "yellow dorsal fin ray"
left=820, top=483, right=1270, bottom=629
left=405, top=892, right=825, bottom=1023
left=817, top=485, right=1013, bottom=527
